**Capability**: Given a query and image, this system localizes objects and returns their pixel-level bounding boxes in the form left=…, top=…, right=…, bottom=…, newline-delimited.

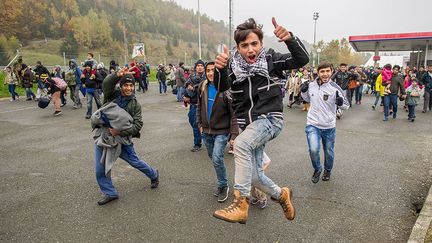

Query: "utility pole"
left=197, top=0, right=202, bottom=59
left=312, top=12, right=319, bottom=67
left=122, top=0, right=128, bottom=65
left=229, top=0, right=233, bottom=49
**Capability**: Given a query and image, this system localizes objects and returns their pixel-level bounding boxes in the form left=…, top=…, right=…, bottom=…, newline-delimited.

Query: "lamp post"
left=197, top=0, right=202, bottom=59
left=312, top=12, right=319, bottom=67
left=317, top=48, right=321, bottom=65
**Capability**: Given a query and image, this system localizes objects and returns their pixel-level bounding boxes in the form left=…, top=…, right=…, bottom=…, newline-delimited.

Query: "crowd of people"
left=3, top=17, right=432, bottom=225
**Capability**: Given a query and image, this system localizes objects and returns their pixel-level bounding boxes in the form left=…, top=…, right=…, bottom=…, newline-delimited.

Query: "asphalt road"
left=1, top=87, right=431, bottom=242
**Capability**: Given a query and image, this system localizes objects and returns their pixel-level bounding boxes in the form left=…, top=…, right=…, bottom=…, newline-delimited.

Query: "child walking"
left=406, top=79, right=421, bottom=122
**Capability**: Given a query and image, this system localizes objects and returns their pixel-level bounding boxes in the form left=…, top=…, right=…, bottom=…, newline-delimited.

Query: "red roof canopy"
left=349, top=32, right=432, bottom=52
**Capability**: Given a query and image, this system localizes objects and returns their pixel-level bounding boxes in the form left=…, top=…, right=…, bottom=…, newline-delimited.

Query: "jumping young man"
left=212, top=17, right=309, bottom=224
left=300, top=62, right=349, bottom=183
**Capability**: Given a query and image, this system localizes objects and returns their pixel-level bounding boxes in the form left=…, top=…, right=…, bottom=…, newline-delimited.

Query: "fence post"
left=63, top=52, right=66, bottom=68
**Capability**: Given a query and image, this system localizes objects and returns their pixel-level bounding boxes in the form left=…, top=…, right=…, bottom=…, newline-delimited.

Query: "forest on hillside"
left=0, top=0, right=228, bottom=64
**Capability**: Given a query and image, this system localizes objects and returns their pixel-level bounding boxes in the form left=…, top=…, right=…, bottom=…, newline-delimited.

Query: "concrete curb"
left=408, top=183, right=432, bottom=242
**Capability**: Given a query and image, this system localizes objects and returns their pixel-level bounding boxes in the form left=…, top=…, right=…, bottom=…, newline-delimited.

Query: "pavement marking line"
left=0, top=106, right=37, bottom=114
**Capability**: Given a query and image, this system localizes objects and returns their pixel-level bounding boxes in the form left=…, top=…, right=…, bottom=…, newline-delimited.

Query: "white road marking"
left=0, top=106, right=37, bottom=114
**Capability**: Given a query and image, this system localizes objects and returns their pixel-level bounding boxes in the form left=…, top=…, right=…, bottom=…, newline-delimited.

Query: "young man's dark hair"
left=339, top=63, right=347, bottom=67
left=317, top=62, right=333, bottom=72
left=234, top=18, right=264, bottom=45
left=393, top=65, right=400, bottom=70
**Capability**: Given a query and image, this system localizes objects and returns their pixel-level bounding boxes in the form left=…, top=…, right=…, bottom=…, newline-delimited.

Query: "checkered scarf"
left=230, top=47, right=269, bottom=84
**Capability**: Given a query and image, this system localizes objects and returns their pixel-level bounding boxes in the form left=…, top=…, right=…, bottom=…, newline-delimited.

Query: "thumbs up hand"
left=215, top=44, right=229, bottom=70
left=272, top=17, right=292, bottom=42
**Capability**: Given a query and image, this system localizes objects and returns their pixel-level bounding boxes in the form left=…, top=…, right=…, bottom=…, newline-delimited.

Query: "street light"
left=197, top=0, right=202, bottom=59
left=312, top=12, right=319, bottom=67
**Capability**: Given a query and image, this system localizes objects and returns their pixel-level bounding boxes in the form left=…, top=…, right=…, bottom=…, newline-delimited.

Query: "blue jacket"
left=69, top=59, right=82, bottom=85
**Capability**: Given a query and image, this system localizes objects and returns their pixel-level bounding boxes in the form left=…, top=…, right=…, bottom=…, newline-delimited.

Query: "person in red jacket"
left=129, top=60, right=144, bottom=93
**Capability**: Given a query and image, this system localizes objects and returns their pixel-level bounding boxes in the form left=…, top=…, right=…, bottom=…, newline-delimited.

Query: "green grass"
left=0, top=71, right=38, bottom=99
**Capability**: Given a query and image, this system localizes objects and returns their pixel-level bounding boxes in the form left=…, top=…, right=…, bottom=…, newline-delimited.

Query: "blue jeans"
left=86, top=89, right=102, bottom=116
left=25, top=87, right=35, bottom=99
left=355, top=85, right=363, bottom=102
left=74, top=83, right=82, bottom=106
left=408, top=105, right=416, bottom=118
left=384, top=94, right=398, bottom=118
left=202, top=133, right=229, bottom=188
left=233, top=115, right=283, bottom=198
left=159, top=81, right=167, bottom=94
left=373, top=92, right=381, bottom=107
left=8, top=84, right=19, bottom=100
left=95, top=144, right=157, bottom=197
left=305, top=125, right=336, bottom=173
left=188, top=104, right=202, bottom=147
left=177, top=86, right=185, bottom=102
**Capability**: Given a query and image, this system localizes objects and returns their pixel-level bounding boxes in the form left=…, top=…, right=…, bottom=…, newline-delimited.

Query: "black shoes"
left=190, top=145, right=202, bottom=152
left=312, top=170, right=331, bottom=183
left=214, top=186, right=229, bottom=203
left=151, top=169, right=159, bottom=188
left=97, top=195, right=119, bottom=205
left=322, top=170, right=331, bottom=181
left=311, top=170, right=321, bottom=184
left=53, top=111, right=62, bottom=116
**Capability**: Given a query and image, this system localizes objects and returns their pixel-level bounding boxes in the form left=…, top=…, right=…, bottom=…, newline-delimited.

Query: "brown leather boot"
left=274, top=187, right=295, bottom=220
left=213, top=190, right=249, bottom=224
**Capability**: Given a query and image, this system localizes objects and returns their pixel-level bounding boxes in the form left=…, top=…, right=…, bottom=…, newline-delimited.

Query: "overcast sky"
left=171, top=0, right=431, bottom=44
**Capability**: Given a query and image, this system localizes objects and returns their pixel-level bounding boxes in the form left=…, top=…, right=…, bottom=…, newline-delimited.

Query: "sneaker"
left=60, top=102, right=66, bottom=107
left=190, top=145, right=202, bottom=152
left=393, top=114, right=397, bottom=119
left=53, top=111, right=62, bottom=116
left=311, top=170, right=321, bottom=184
left=322, top=170, right=331, bottom=181
left=151, top=169, right=159, bottom=188
left=85, top=114, right=91, bottom=119
left=411, top=118, right=415, bottom=122
left=218, top=186, right=229, bottom=203
left=383, top=117, right=388, bottom=121
left=371, top=105, right=376, bottom=110
left=422, top=110, right=426, bottom=113
left=257, top=198, right=268, bottom=209
left=214, top=187, right=222, bottom=197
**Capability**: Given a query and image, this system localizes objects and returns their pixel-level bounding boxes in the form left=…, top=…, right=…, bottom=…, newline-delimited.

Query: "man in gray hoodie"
left=301, top=62, right=349, bottom=183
